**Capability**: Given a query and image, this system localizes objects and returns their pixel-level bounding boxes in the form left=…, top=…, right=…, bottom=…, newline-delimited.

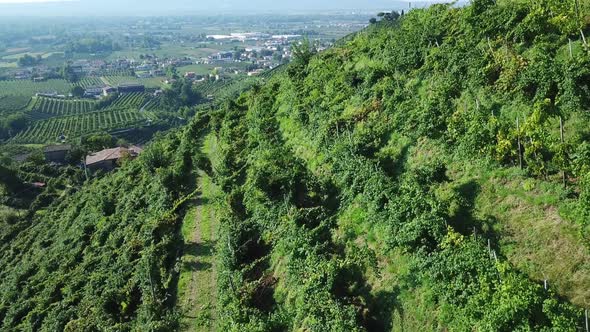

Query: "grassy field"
left=452, top=164, right=590, bottom=307
left=106, top=43, right=236, bottom=61
left=0, top=79, right=72, bottom=97
left=0, top=62, right=17, bottom=68
left=1, top=51, right=63, bottom=60
left=0, top=95, right=31, bottom=115
left=177, top=64, right=215, bottom=76
left=103, top=75, right=164, bottom=89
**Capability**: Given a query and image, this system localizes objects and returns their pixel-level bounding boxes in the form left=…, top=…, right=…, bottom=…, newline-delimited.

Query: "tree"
left=82, top=132, right=116, bottom=152
left=61, top=63, right=79, bottom=83
left=166, top=66, right=178, bottom=79
left=17, top=54, right=39, bottom=67
left=4, top=113, right=29, bottom=136
left=71, top=86, right=85, bottom=98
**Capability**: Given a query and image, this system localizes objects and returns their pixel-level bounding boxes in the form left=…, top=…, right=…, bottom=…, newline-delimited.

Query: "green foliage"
left=61, top=63, right=79, bottom=83
left=81, top=132, right=116, bottom=152
left=70, top=85, right=85, bottom=98
left=160, top=79, right=203, bottom=111
left=0, top=116, right=208, bottom=331
left=4, top=1, right=590, bottom=330
left=17, top=54, right=41, bottom=67
left=208, top=1, right=590, bottom=330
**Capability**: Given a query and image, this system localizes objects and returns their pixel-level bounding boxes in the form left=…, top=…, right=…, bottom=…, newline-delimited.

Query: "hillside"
left=3, top=0, right=590, bottom=331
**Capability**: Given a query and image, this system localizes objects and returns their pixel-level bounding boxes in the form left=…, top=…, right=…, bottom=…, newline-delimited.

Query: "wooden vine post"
left=517, top=117, right=523, bottom=170
left=560, top=116, right=567, bottom=189
left=581, top=29, right=588, bottom=52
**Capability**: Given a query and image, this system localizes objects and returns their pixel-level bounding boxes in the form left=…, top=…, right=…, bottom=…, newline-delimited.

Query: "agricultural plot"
left=99, top=69, right=135, bottom=77
left=0, top=95, right=31, bottom=115
left=77, top=77, right=105, bottom=89
left=0, top=79, right=72, bottom=97
left=108, top=92, right=148, bottom=110
left=177, top=64, right=215, bottom=76
left=143, top=97, right=163, bottom=112
left=103, top=75, right=164, bottom=88
left=0, top=62, right=17, bottom=69
left=11, top=108, right=147, bottom=144
left=28, top=97, right=96, bottom=117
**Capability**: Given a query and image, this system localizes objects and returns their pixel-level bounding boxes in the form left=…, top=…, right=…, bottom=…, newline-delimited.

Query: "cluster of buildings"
left=205, top=32, right=301, bottom=43
left=11, top=65, right=55, bottom=80
left=200, top=46, right=292, bottom=74
left=3, top=55, right=192, bottom=81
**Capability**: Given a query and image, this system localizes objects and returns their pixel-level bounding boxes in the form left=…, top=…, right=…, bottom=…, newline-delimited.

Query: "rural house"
left=43, top=144, right=71, bottom=163
left=85, top=146, right=143, bottom=171
left=84, top=86, right=104, bottom=97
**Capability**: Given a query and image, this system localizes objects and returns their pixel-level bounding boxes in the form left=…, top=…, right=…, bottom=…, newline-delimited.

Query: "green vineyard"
left=0, top=95, right=31, bottom=115
left=77, top=77, right=105, bottom=88
left=109, top=92, right=148, bottom=109
left=0, top=79, right=72, bottom=97
left=11, top=108, right=147, bottom=144
left=29, top=97, right=96, bottom=117
left=98, top=69, right=134, bottom=77
left=194, top=77, right=261, bottom=102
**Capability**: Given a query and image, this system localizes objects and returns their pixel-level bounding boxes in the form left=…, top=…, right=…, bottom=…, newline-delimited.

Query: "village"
left=1, top=33, right=307, bottom=84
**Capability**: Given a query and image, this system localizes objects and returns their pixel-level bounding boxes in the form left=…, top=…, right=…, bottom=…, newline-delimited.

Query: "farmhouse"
left=85, top=146, right=143, bottom=171
left=84, top=86, right=104, bottom=97
left=43, top=144, right=71, bottom=163
left=102, top=86, right=116, bottom=96
left=36, top=92, right=59, bottom=98
left=117, top=84, right=145, bottom=93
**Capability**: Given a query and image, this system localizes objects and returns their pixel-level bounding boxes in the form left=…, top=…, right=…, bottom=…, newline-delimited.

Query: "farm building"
left=117, top=84, right=145, bottom=93
left=84, top=86, right=104, bottom=97
left=85, top=146, right=143, bottom=171
left=102, top=86, right=116, bottom=96
left=43, top=144, right=71, bottom=163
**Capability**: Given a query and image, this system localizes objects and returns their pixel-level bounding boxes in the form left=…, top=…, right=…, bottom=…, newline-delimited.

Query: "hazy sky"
left=0, top=0, right=456, bottom=16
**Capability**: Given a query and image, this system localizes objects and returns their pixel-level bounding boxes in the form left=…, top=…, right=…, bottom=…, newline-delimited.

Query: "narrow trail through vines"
left=178, top=136, right=220, bottom=332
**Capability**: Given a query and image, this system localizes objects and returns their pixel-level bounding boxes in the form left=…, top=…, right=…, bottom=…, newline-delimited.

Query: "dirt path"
left=178, top=172, right=219, bottom=332
left=99, top=77, right=110, bottom=86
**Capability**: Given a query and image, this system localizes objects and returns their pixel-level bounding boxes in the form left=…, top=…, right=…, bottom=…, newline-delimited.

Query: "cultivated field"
left=0, top=79, right=72, bottom=97
left=29, top=96, right=96, bottom=117
left=108, top=92, right=149, bottom=109
left=103, top=75, right=164, bottom=88
left=0, top=95, right=31, bottom=115
left=77, top=77, right=105, bottom=88
left=11, top=109, right=147, bottom=144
